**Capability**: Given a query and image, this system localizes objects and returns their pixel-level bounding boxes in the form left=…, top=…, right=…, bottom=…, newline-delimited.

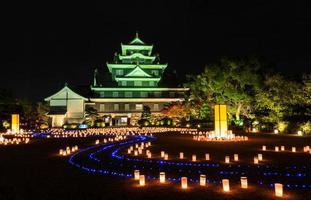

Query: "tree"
left=185, top=57, right=262, bottom=125
left=141, top=105, right=151, bottom=120
left=85, top=106, right=99, bottom=127
left=162, top=102, right=188, bottom=119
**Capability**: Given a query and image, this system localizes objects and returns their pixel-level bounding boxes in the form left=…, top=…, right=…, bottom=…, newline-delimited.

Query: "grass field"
left=0, top=132, right=310, bottom=200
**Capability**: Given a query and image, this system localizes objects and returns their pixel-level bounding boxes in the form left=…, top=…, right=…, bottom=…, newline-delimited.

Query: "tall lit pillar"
left=214, top=104, right=227, bottom=138
left=11, top=114, right=20, bottom=134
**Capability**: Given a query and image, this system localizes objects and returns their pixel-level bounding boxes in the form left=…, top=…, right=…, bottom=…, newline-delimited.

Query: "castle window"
left=135, top=104, right=143, bottom=111
left=134, top=81, right=142, bottom=86
left=153, top=104, right=159, bottom=111
left=140, top=92, right=148, bottom=98
left=116, top=69, right=124, bottom=76
left=114, top=104, right=119, bottom=111
left=125, top=92, right=132, bottom=98
left=124, top=104, right=130, bottom=111
left=151, top=70, right=159, bottom=76
left=99, top=104, right=105, bottom=111
left=112, top=92, right=119, bottom=97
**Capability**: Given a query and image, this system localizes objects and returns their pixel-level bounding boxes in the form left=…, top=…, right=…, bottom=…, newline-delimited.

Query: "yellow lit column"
left=214, top=104, right=228, bottom=138
left=11, top=114, right=20, bottom=134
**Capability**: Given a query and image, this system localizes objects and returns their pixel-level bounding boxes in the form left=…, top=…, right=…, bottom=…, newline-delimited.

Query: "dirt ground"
left=0, top=132, right=310, bottom=200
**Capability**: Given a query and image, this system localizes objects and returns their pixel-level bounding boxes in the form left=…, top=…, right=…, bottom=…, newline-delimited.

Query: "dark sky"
left=2, top=1, right=311, bottom=102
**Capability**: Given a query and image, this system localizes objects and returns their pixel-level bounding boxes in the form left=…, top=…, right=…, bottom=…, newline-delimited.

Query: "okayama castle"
left=45, top=33, right=189, bottom=127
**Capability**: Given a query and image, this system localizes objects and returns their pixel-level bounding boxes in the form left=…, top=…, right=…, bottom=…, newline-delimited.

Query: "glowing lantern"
left=134, top=150, right=138, bottom=156
left=274, top=130, right=279, bottom=134
left=59, top=149, right=63, bottom=155
left=200, top=175, right=206, bottom=186
left=262, top=145, right=266, bottom=151
left=214, top=104, right=228, bottom=138
left=234, top=154, right=239, bottom=161
left=281, top=146, right=285, bottom=151
left=179, top=152, right=184, bottom=159
left=131, top=169, right=140, bottom=180
left=181, top=177, right=187, bottom=189
left=127, top=149, right=131, bottom=154
left=297, top=130, right=303, bottom=136
left=161, top=151, right=165, bottom=158
left=139, top=175, right=145, bottom=186
left=164, top=153, right=168, bottom=160
left=11, top=114, right=20, bottom=134
left=274, top=183, right=283, bottom=197
left=240, top=177, right=248, bottom=189
left=292, top=147, right=296, bottom=152
left=258, top=153, right=263, bottom=161
left=159, top=172, right=165, bottom=183
left=222, top=179, right=230, bottom=192
left=275, top=146, right=279, bottom=152
left=205, top=153, right=210, bottom=161
left=192, top=154, right=196, bottom=162
left=254, top=156, right=259, bottom=164
left=138, top=148, right=142, bottom=154
left=147, top=152, right=152, bottom=158
left=225, top=156, right=230, bottom=163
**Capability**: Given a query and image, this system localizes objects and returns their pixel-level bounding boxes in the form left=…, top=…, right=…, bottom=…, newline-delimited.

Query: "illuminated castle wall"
left=45, top=33, right=188, bottom=127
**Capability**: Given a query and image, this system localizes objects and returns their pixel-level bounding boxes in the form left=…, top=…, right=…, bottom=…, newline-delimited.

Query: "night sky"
left=2, top=1, right=311, bottom=102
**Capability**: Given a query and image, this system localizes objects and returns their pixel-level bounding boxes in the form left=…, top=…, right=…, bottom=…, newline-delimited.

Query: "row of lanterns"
left=262, top=145, right=311, bottom=153
left=133, top=170, right=283, bottom=197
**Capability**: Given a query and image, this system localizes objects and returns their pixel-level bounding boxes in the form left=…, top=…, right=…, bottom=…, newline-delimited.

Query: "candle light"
left=161, top=151, right=165, bottom=158
left=222, top=179, right=230, bottom=192
left=159, top=172, right=165, bottom=183
left=292, top=147, right=296, bottom=152
left=240, top=177, right=248, bottom=189
left=181, top=177, right=187, bottom=189
left=127, top=149, right=131, bottom=154
left=274, top=183, right=283, bottom=197
left=200, top=175, right=206, bottom=186
left=164, top=153, right=168, bottom=160
left=205, top=153, right=210, bottom=161
left=262, top=145, right=266, bottom=151
left=134, top=150, right=138, bottom=156
left=275, top=146, right=279, bottom=152
left=281, top=146, right=285, bottom=151
left=139, top=175, right=145, bottom=186
left=59, top=149, right=63, bottom=155
left=297, top=130, right=303, bottom=136
left=225, top=156, right=230, bottom=163
left=254, top=156, right=259, bottom=164
left=258, top=153, right=263, bottom=161
left=147, top=152, right=152, bottom=158
left=192, top=154, right=196, bottom=162
left=234, top=154, right=239, bottom=161
left=134, top=170, right=140, bottom=180
left=179, top=152, right=184, bottom=159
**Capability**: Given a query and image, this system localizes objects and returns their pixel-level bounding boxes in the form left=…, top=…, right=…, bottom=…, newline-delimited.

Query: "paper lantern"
left=275, top=146, right=279, bottom=152
left=159, top=172, right=165, bottom=183
left=134, top=150, right=138, bottom=156
left=205, top=153, right=210, bottom=161
left=274, top=130, right=279, bottom=134
left=147, top=152, right=152, bottom=158
left=181, top=177, right=187, bottom=189
left=164, top=153, right=168, bottom=160
left=281, top=146, right=285, bottom=151
left=262, top=145, right=266, bottom=151
left=139, top=175, right=145, bottom=186
left=234, top=154, right=239, bottom=161
left=254, top=156, right=259, bottom=164
left=127, top=149, right=131, bottom=154
left=225, top=156, right=230, bottom=163
left=222, top=179, right=230, bottom=192
left=258, top=153, right=263, bottom=161
left=134, top=170, right=140, bottom=180
left=240, top=177, right=248, bottom=189
left=161, top=151, right=165, bottom=158
left=179, top=152, right=184, bottom=159
left=274, top=183, right=283, bottom=197
left=200, top=175, right=206, bottom=186
left=192, top=154, right=196, bottom=162
left=214, top=104, right=228, bottom=138
left=297, top=130, right=303, bottom=136
left=292, top=147, right=296, bottom=152
left=59, top=149, right=63, bottom=155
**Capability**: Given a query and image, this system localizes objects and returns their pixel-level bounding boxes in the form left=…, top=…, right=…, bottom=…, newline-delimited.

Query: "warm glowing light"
left=159, top=172, right=165, bottom=183
left=275, top=183, right=283, bottom=197
left=134, top=150, right=138, bottom=156
left=199, top=174, right=206, bottom=186
left=297, top=130, right=303, bottom=136
left=11, top=114, right=20, bottom=134
left=139, top=175, right=145, bottom=186
left=262, top=145, right=266, bottom=151
left=134, top=170, right=140, bottom=180
left=254, top=156, right=259, bottom=164
left=234, top=154, right=239, bottom=161
left=222, top=179, right=230, bottom=192
left=164, top=153, right=168, bottom=160
left=225, top=156, right=230, bottom=163
left=240, top=177, right=248, bottom=189
left=275, top=146, right=279, bottom=152
left=258, top=153, right=263, bottom=161
left=181, top=177, right=187, bottom=189
left=205, top=153, right=210, bottom=161
left=292, top=147, right=296, bottom=152
left=214, top=104, right=228, bottom=138
left=192, top=154, right=196, bottom=162
left=281, top=146, right=285, bottom=151
left=161, top=151, right=165, bottom=158
left=274, top=129, right=279, bottom=134
left=179, top=152, right=184, bottom=159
